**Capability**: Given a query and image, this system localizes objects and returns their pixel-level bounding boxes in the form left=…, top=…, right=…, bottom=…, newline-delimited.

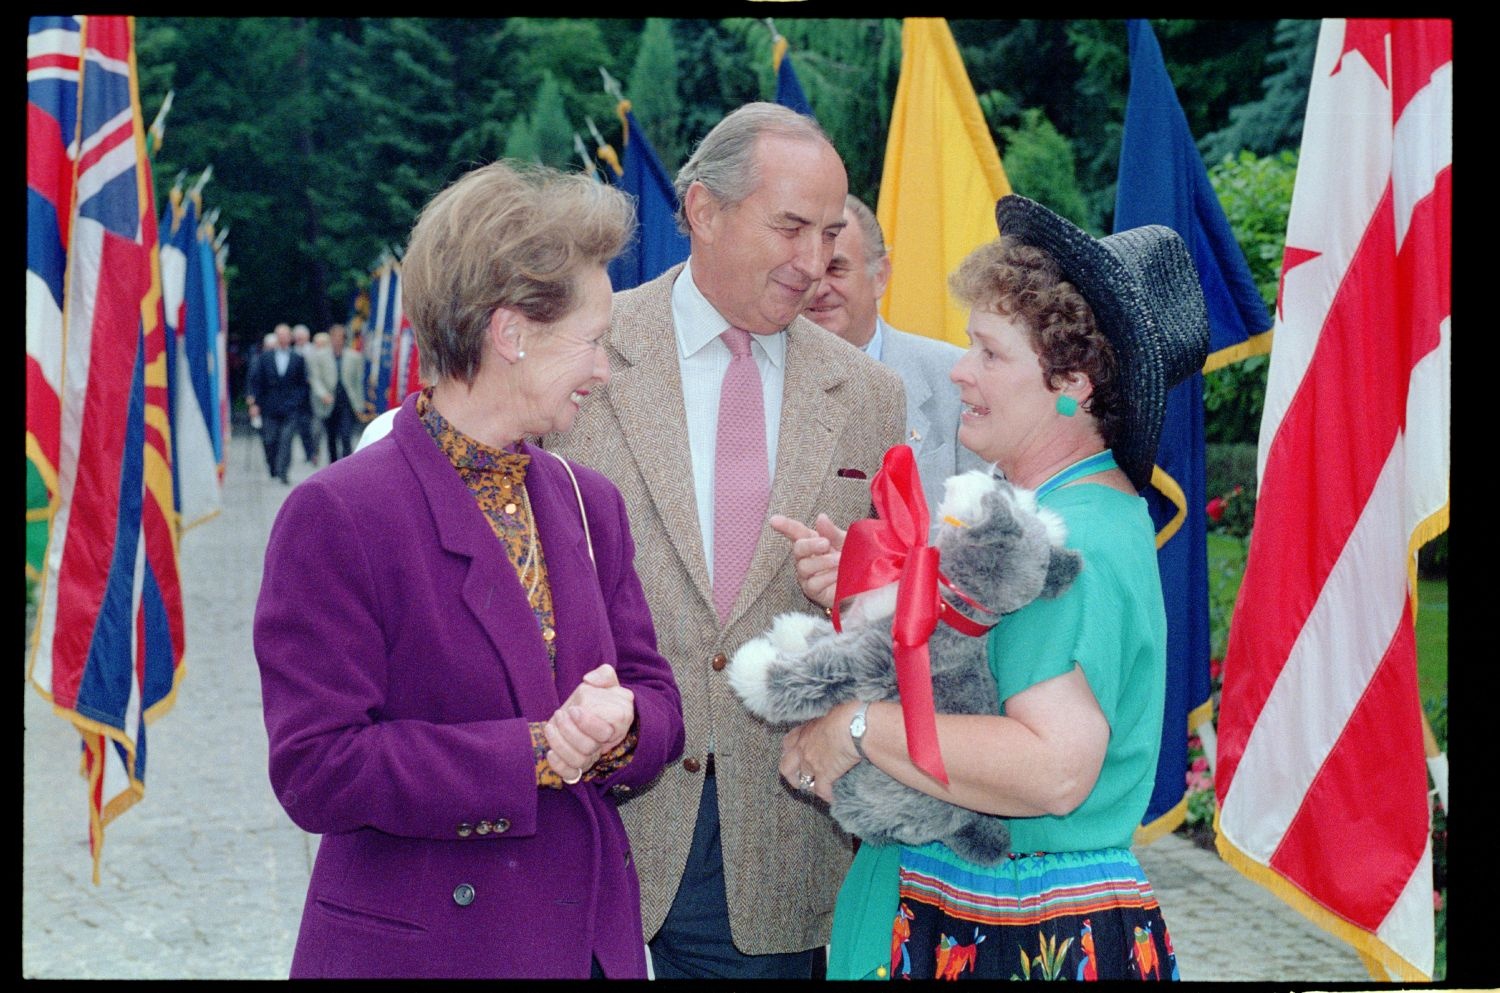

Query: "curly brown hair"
left=949, top=237, right=1124, bottom=448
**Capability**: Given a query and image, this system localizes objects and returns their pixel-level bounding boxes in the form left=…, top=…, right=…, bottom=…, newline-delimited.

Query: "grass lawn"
left=1416, top=577, right=1448, bottom=714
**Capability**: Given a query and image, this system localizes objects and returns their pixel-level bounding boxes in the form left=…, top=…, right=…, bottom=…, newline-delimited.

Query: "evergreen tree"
left=997, top=108, right=1092, bottom=232
left=531, top=71, right=575, bottom=170
left=1201, top=19, right=1317, bottom=162
left=626, top=19, right=685, bottom=172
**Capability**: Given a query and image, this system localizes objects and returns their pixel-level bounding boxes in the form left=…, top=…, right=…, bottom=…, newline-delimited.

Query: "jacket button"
left=475, top=820, right=492, bottom=835
left=711, top=652, right=728, bottom=671
left=453, top=883, right=475, bottom=907
left=493, top=818, right=510, bottom=834
left=683, top=757, right=701, bottom=773
left=456, top=823, right=474, bottom=838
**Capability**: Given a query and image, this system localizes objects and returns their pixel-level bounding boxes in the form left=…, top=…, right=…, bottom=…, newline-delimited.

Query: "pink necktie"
left=713, top=328, right=770, bottom=622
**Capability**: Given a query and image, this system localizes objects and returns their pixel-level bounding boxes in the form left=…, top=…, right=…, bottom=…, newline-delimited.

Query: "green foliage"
left=1202, top=148, right=1295, bottom=444
left=627, top=19, right=686, bottom=171
left=1208, top=149, right=1297, bottom=311
left=1202, top=19, right=1318, bottom=162
left=133, top=18, right=1292, bottom=361
left=502, top=114, right=540, bottom=164
left=1206, top=532, right=1249, bottom=660
left=997, top=108, right=1093, bottom=233
left=531, top=72, right=575, bottom=170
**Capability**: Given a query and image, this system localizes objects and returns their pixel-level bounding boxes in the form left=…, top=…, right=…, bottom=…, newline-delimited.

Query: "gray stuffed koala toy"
left=728, top=469, right=1083, bottom=865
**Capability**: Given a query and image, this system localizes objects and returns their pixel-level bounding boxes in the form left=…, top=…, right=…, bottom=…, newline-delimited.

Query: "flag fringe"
left=1406, top=503, right=1449, bottom=609
left=1133, top=794, right=1188, bottom=846
left=144, top=658, right=187, bottom=726
left=179, top=506, right=222, bottom=534
left=1186, top=697, right=1214, bottom=733
left=1213, top=819, right=1431, bottom=983
left=1203, top=328, right=1272, bottom=374
left=1149, top=464, right=1187, bottom=549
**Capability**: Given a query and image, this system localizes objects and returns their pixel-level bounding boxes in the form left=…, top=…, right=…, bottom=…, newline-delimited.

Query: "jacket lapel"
left=723, top=318, right=852, bottom=627
left=885, top=329, right=933, bottom=450
left=392, top=394, right=559, bottom=719
left=607, top=266, right=715, bottom=611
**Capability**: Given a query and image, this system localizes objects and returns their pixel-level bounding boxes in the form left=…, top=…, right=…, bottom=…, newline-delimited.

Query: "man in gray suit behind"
left=546, top=104, right=904, bottom=979
left=803, top=195, right=990, bottom=517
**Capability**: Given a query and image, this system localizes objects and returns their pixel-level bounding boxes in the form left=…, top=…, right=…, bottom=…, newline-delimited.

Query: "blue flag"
left=773, top=35, right=814, bottom=117
left=1113, top=18, right=1271, bottom=842
left=606, top=106, right=690, bottom=292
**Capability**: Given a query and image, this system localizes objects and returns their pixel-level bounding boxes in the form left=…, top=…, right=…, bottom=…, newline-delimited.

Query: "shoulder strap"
left=545, top=448, right=595, bottom=567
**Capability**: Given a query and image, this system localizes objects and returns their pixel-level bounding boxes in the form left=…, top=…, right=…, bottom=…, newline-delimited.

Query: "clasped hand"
left=544, top=663, right=634, bottom=784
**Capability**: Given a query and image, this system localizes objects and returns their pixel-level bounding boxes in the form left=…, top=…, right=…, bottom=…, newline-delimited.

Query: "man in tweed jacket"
left=546, top=104, right=903, bottom=978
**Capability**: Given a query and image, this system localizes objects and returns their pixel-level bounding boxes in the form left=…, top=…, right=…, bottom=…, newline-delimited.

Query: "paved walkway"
left=23, top=430, right=1374, bottom=980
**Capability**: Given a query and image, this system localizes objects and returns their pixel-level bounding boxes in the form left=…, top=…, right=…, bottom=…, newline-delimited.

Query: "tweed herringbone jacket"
left=547, top=264, right=904, bottom=955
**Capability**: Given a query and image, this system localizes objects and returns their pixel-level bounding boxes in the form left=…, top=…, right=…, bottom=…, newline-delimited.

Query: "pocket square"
left=836, top=467, right=868, bottom=480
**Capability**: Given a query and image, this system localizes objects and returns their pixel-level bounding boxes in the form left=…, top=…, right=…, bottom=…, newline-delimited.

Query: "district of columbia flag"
left=27, top=14, right=186, bottom=884
left=1215, top=18, right=1450, bottom=981
left=877, top=18, right=1010, bottom=348
left=1111, top=18, right=1273, bottom=844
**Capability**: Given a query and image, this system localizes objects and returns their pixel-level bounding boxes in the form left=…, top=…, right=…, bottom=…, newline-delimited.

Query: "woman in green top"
left=773, top=195, right=1209, bottom=980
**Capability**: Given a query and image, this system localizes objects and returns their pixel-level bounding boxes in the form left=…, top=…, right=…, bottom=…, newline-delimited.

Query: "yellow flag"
left=877, top=18, right=1010, bottom=348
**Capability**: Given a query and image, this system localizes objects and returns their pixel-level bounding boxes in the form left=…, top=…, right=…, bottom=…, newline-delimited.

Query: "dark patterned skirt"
left=889, top=845, right=1179, bottom=980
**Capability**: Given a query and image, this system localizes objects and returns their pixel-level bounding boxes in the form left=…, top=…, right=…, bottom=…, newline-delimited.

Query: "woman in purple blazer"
left=254, top=161, right=683, bottom=979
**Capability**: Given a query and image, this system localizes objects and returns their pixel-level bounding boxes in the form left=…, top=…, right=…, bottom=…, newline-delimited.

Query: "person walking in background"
left=308, top=323, right=365, bottom=463
left=254, top=159, right=683, bottom=979
left=246, top=322, right=307, bottom=484
left=247, top=331, right=276, bottom=467
left=800, top=195, right=988, bottom=522
left=546, top=102, right=904, bottom=980
left=291, top=323, right=320, bottom=466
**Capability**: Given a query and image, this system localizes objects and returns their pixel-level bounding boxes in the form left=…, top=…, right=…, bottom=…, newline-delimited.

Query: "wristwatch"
left=849, top=701, right=871, bottom=760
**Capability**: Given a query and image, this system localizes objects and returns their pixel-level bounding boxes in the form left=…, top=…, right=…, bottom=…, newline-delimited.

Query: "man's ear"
left=871, top=254, right=892, bottom=301
left=487, top=307, right=525, bottom=364
left=683, top=181, right=720, bottom=244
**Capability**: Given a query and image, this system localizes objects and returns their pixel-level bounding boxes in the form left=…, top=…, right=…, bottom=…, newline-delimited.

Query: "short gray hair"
left=674, top=102, right=834, bottom=234
left=844, top=195, right=888, bottom=275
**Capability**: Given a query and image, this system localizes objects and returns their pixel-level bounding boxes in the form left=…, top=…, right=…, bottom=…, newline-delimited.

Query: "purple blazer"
left=254, top=392, right=684, bottom=978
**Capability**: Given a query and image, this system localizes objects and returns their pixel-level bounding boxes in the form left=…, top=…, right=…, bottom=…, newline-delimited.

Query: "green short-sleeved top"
left=827, top=483, right=1168, bottom=979
left=994, top=483, right=1167, bottom=853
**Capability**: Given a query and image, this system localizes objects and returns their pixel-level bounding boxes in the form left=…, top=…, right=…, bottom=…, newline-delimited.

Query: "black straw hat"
left=993, top=194, right=1210, bottom=493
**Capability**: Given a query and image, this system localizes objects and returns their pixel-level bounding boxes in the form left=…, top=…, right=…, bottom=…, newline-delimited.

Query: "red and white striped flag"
left=1215, top=19, right=1450, bottom=981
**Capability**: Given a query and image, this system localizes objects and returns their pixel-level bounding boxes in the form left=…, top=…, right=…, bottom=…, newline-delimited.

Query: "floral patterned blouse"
left=418, top=389, right=635, bottom=789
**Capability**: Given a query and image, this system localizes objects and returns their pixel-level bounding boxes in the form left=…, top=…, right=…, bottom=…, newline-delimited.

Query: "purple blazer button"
left=493, top=818, right=510, bottom=834
left=456, top=823, right=474, bottom=838
left=453, top=884, right=475, bottom=907
left=475, top=821, right=493, bottom=835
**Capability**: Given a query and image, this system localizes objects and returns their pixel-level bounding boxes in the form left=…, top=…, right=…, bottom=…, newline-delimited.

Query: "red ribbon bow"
left=832, top=445, right=994, bottom=784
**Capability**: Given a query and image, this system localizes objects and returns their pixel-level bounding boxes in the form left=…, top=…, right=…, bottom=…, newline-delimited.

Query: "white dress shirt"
left=670, top=258, right=785, bottom=580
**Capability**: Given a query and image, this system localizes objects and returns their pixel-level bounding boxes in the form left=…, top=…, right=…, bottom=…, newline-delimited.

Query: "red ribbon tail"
left=894, top=642, right=949, bottom=785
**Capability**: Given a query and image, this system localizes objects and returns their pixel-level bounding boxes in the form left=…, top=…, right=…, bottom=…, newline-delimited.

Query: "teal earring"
left=1056, top=394, right=1078, bottom=417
